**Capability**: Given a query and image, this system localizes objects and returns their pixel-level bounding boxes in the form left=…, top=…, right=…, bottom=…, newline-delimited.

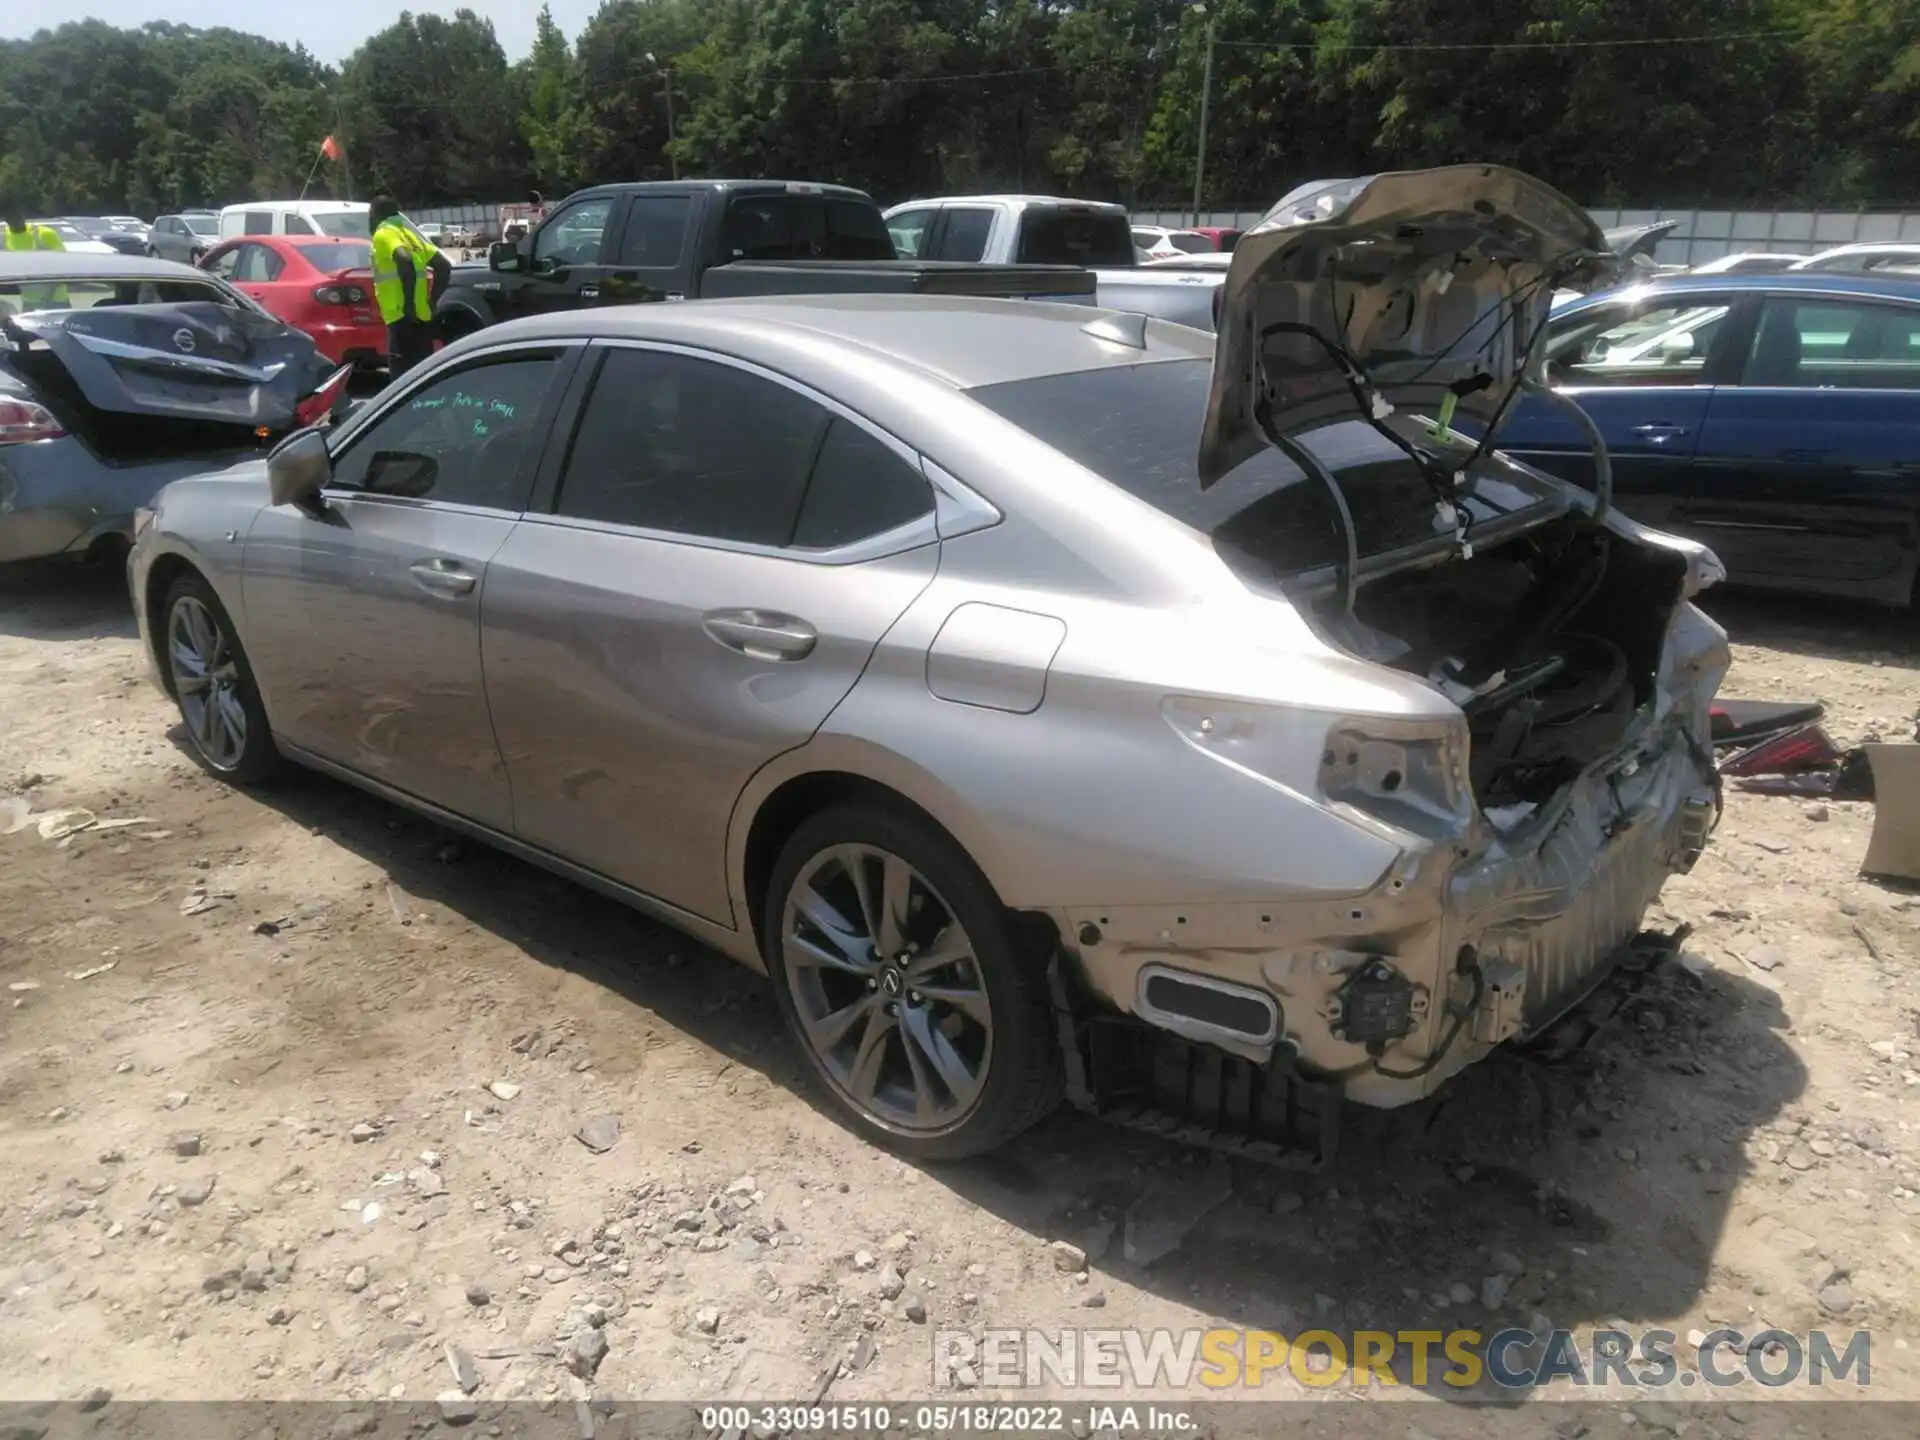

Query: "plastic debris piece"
left=36, top=808, right=97, bottom=840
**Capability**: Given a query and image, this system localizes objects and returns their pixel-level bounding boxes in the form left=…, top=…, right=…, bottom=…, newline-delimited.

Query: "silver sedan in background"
left=130, top=173, right=1728, bottom=1160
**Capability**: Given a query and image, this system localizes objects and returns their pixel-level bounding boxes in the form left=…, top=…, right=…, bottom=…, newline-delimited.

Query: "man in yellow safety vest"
left=2, top=210, right=68, bottom=310
left=369, top=196, right=449, bottom=379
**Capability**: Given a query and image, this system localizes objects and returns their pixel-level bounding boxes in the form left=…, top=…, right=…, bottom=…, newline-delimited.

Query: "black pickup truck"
left=436, top=180, right=1096, bottom=338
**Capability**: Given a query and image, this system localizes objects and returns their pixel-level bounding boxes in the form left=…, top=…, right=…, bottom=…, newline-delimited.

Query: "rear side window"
left=1019, top=211, right=1135, bottom=267
left=234, top=245, right=283, bottom=283
left=933, top=209, right=994, bottom=263
left=1744, top=298, right=1920, bottom=389
left=791, top=420, right=932, bottom=549
left=284, top=215, right=316, bottom=236
left=720, top=195, right=895, bottom=262
left=315, top=212, right=370, bottom=238
left=242, top=212, right=273, bottom=235
left=556, top=349, right=829, bottom=545
left=615, top=196, right=692, bottom=266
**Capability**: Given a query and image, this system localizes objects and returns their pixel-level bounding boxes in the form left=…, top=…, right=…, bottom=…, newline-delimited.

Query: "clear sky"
left=4, top=1, right=603, bottom=64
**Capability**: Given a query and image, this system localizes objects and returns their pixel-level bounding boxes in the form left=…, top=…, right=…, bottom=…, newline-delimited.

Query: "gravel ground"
left=1, top=564, right=1916, bottom=1432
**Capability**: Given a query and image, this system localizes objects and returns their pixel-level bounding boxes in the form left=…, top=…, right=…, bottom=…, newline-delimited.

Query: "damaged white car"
left=130, top=164, right=1727, bottom=1163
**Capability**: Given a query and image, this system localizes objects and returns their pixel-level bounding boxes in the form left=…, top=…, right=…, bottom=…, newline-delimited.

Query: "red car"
left=198, top=234, right=385, bottom=369
left=1188, top=226, right=1242, bottom=253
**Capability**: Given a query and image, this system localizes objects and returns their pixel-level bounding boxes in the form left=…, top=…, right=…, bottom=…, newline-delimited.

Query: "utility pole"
left=647, top=53, right=679, bottom=180
left=1192, top=12, right=1215, bottom=229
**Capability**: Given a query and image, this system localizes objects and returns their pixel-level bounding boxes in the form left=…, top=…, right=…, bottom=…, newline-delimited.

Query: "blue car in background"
left=1499, top=273, right=1920, bottom=609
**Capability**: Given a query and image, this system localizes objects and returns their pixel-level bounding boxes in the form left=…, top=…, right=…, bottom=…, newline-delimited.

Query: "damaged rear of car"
left=0, top=253, right=349, bottom=565
left=1037, top=166, right=1729, bottom=1153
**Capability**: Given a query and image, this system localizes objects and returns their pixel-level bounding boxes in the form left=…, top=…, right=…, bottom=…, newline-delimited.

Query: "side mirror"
left=488, top=242, right=520, bottom=272
left=267, top=427, right=331, bottom=509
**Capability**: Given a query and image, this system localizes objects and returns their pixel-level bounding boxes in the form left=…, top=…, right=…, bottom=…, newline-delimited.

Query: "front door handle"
left=408, top=558, right=477, bottom=596
left=1631, top=422, right=1688, bottom=443
left=702, top=609, right=817, bottom=662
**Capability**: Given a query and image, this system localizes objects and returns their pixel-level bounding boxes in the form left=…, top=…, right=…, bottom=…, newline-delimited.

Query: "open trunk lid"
left=3, top=301, right=333, bottom=430
left=1198, top=165, right=1613, bottom=486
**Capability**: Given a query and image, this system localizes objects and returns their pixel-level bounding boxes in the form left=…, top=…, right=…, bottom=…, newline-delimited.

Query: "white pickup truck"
left=882, top=194, right=1226, bottom=331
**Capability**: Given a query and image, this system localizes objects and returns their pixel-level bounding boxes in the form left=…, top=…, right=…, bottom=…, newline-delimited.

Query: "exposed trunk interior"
left=1308, top=516, right=1691, bottom=810
left=3, top=351, right=262, bottom=464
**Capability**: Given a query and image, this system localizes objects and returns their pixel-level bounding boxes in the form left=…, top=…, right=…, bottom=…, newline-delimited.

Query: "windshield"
left=0, top=276, right=242, bottom=318
left=315, top=212, right=371, bottom=238
left=1167, top=232, right=1213, bottom=254
left=183, top=215, right=219, bottom=235
left=720, top=194, right=895, bottom=262
left=294, top=241, right=372, bottom=273
left=968, top=358, right=1557, bottom=572
left=1016, top=210, right=1135, bottom=267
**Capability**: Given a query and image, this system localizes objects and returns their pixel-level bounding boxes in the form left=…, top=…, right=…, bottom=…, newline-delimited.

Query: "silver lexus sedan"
left=131, top=167, right=1730, bottom=1162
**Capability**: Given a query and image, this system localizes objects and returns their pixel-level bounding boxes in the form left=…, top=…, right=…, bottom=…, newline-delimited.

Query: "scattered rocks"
left=163, top=1091, right=190, bottom=1111
left=343, top=1265, right=369, bottom=1294
left=901, top=1291, right=927, bottom=1324
left=177, top=1175, right=215, bottom=1207
left=267, top=1304, right=293, bottom=1326
left=329, top=1412, right=379, bottom=1440
left=78, top=1387, right=112, bottom=1413
left=574, top=1114, right=621, bottom=1154
left=465, top=1281, right=490, bottom=1307
left=1817, top=1272, right=1855, bottom=1316
left=169, top=1133, right=202, bottom=1157
left=852, top=1249, right=877, bottom=1272
left=349, top=1122, right=379, bottom=1143
left=1744, top=946, right=1786, bottom=973
left=1082, top=1289, right=1107, bottom=1309
left=694, top=1305, right=721, bottom=1335
left=486, top=1080, right=521, bottom=1101
left=1049, top=1241, right=1088, bottom=1275
left=877, top=1264, right=906, bottom=1301
left=1448, top=1281, right=1474, bottom=1306
left=1481, top=1273, right=1512, bottom=1308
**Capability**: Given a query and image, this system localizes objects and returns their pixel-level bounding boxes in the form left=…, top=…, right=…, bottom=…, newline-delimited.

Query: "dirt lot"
left=2, top=564, right=1917, bottom=1430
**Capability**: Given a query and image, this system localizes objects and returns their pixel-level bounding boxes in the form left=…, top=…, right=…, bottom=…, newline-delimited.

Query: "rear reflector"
left=0, top=396, right=67, bottom=444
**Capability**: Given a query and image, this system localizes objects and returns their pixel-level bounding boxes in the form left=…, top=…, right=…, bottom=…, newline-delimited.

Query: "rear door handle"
left=408, top=558, right=477, bottom=596
left=1631, top=423, right=1688, bottom=443
left=702, top=609, right=817, bottom=661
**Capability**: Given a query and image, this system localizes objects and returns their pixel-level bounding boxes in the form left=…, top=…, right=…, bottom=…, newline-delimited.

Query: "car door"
left=503, top=195, right=618, bottom=319
left=151, top=218, right=183, bottom=261
left=1683, top=294, right=1920, bottom=601
left=599, top=193, right=695, bottom=304
left=482, top=341, right=942, bottom=925
left=231, top=241, right=286, bottom=309
left=200, top=242, right=241, bottom=282
left=241, top=345, right=579, bottom=829
left=1494, top=291, right=1750, bottom=533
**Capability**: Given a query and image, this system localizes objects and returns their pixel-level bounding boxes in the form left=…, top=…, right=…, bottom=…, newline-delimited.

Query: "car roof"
left=220, top=200, right=365, bottom=213
left=1563, top=271, right=1920, bottom=307
left=1802, top=242, right=1920, bottom=256
left=890, top=195, right=1127, bottom=212
left=0, top=252, right=208, bottom=280
left=568, top=180, right=873, bottom=202
left=459, top=293, right=1214, bottom=389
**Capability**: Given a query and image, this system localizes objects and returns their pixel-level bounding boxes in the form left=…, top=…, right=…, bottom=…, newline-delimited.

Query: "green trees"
left=2, top=2, right=1917, bottom=219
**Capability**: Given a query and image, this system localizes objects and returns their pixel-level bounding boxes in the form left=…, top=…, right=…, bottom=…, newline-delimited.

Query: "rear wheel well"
left=143, top=554, right=202, bottom=695
left=741, top=772, right=1058, bottom=959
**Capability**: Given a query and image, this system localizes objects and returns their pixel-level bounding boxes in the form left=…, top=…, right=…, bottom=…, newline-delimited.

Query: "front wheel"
left=162, top=572, right=280, bottom=784
left=763, top=804, right=1060, bottom=1160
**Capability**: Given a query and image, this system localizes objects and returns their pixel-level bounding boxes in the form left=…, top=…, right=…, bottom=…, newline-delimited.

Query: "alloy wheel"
left=779, top=843, right=994, bottom=1134
left=168, top=595, right=248, bottom=771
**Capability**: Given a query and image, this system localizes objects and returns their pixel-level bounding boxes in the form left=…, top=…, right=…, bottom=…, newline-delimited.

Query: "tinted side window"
left=331, top=357, right=556, bottom=510
left=792, top=420, right=933, bottom=549
left=557, top=349, right=829, bottom=545
left=615, top=196, right=691, bottom=266
left=1745, top=298, right=1920, bottom=389
left=934, top=209, right=994, bottom=263
left=243, top=212, right=273, bottom=235
left=283, top=214, right=316, bottom=236
left=721, top=195, right=894, bottom=262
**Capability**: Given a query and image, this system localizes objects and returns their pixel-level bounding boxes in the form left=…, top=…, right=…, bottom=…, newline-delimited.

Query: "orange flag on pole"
left=320, top=135, right=341, bottom=161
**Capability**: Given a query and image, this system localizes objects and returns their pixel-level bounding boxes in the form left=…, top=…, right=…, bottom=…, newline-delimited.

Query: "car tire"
left=763, top=803, right=1061, bottom=1161
left=161, top=571, right=281, bottom=785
